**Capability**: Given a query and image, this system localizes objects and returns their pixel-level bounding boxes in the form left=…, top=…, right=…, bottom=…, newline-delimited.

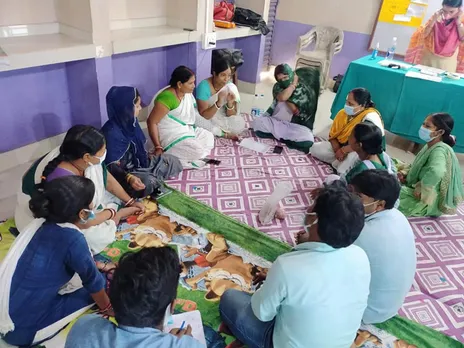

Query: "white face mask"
left=303, top=212, right=318, bottom=233
left=163, top=303, right=173, bottom=328
left=364, top=200, right=379, bottom=218
left=88, top=150, right=107, bottom=166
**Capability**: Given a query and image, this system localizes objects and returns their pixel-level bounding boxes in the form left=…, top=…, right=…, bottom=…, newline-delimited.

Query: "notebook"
left=164, top=310, right=206, bottom=347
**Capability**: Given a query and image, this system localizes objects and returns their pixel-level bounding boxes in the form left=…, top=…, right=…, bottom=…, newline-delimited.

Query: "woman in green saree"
left=252, top=64, right=320, bottom=153
left=398, top=113, right=464, bottom=217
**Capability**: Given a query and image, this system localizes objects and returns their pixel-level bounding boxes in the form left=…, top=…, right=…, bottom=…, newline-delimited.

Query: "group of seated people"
left=1, top=60, right=463, bottom=347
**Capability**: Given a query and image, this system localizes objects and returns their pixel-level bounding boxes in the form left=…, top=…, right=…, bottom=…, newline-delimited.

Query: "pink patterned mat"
left=167, top=115, right=464, bottom=342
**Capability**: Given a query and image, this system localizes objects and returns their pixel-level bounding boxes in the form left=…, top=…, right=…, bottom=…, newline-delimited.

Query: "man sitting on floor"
left=219, top=182, right=371, bottom=348
left=350, top=169, right=416, bottom=324
left=65, top=247, right=204, bottom=348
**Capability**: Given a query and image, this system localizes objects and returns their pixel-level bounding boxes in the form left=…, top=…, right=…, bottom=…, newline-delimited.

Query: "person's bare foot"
left=224, top=132, right=239, bottom=141
left=275, top=207, right=286, bottom=220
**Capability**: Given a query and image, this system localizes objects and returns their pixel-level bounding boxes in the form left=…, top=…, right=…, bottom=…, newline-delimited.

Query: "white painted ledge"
left=215, top=26, right=261, bottom=41
left=0, top=33, right=96, bottom=72
left=111, top=26, right=201, bottom=54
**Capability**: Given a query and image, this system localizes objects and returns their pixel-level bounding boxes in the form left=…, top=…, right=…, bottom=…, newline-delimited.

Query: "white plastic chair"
left=295, top=26, right=344, bottom=90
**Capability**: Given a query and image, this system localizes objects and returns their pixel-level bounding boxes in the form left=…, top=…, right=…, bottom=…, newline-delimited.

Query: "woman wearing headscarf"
left=252, top=64, right=320, bottom=153
left=101, top=86, right=182, bottom=197
left=406, top=0, right=464, bottom=72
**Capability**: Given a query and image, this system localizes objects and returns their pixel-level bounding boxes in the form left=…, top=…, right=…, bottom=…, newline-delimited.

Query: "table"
left=331, top=56, right=464, bottom=153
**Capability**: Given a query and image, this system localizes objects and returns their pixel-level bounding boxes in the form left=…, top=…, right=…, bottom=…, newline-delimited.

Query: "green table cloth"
left=331, top=56, right=464, bottom=153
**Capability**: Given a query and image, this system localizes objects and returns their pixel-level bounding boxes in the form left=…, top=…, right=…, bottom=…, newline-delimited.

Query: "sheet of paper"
left=407, top=3, right=427, bottom=17
left=411, top=0, right=428, bottom=4
left=414, top=65, right=445, bottom=74
left=164, top=311, right=206, bottom=347
left=406, top=71, right=442, bottom=82
left=393, top=14, right=412, bottom=23
left=239, top=138, right=271, bottom=154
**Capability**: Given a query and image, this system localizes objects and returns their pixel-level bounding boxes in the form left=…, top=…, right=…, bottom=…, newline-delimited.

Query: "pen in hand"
left=177, top=320, right=186, bottom=334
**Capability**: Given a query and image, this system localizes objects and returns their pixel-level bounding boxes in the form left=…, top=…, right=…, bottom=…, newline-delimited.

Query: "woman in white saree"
left=148, top=66, right=215, bottom=169
left=196, top=59, right=246, bottom=137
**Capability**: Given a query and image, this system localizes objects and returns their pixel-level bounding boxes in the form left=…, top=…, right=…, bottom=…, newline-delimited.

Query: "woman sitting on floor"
left=398, top=112, right=464, bottom=217
left=102, top=86, right=182, bottom=198
left=148, top=66, right=215, bottom=169
left=1, top=176, right=113, bottom=347
left=196, top=58, right=246, bottom=137
left=311, top=88, right=385, bottom=175
left=253, top=63, right=320, bottom=153
left=343, top=121, right=396, bottom=183
left=14, top=125, right=144, bottom=254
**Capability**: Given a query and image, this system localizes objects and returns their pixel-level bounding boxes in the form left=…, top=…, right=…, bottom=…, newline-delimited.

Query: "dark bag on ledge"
left=233, top=7, right=270, bottom=35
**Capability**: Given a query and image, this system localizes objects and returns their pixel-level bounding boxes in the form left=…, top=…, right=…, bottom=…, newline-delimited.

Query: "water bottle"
left=386, top=37, right=397, bottom=61
left=251, top=94, right=260, bottom=117
left=259, top=94, right=266, bottom=115
left=370, top=42, right=379, bottom=60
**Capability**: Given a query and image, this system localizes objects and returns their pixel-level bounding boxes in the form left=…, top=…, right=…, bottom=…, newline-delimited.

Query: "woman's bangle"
left=99, top=302, right=112, bottom=313
left=214, top=101, right=221, bottom=109
left=340, top=148, right=346, bottom=154
left=105, top=208, right=116, bottom=220
left=126, top=173, right=134, bottom=183
left=125, top=198, right=135, bottom=207
left=155, top=145, right=164, bottom=150
left=226, top=103, right=235, bottom=110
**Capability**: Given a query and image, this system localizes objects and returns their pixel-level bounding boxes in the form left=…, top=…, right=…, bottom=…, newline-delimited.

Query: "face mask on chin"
left=363, top=200, right=379, bottom=218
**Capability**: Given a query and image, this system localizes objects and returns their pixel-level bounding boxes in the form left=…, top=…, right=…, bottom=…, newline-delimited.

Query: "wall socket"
left=202, top=32, right=217, bottom=50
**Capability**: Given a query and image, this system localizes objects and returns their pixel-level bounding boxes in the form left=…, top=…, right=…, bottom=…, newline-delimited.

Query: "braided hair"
left=430, top=113, right=456, bottom=147
left=38, top=125, right=105, bottom=190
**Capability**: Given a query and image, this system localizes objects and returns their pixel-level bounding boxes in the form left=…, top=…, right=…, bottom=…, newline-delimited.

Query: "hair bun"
left=29, top=193, right=51, bottom=219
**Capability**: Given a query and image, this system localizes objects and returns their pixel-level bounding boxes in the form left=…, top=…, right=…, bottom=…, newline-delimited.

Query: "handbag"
left=214, top=1, right=235, bottom=22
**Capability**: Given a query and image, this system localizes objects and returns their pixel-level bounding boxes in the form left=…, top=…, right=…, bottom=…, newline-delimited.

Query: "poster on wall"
left=378, top=0, right=428, bottom=28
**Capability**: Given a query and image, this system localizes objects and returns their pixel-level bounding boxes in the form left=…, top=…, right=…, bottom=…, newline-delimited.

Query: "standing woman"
left=1, top=177, right=112, bottom=347
left=406, top=0, right=464, bottom=72
left=148, top=66, right=215, bottom=169
left=196, top=58, right=246, bottom=137
left=14, top=125, right=144, bottom=254
left=102, top=86, right=182, bottom=198
left=398, top=113, right=464, bottom=217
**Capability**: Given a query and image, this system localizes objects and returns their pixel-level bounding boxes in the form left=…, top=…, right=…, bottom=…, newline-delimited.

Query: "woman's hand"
left=154, top=147, right=164, bottom=156
left=397, top=172, right=406, bottom=184
left=433, top=9, right=443, bottom=22
left=456, top=10, right=464, bottom=24
left=217, top=90, right=228, bottom=107
left=129, top=176, right=146, bottom=191
left=132, top=201, right=146, bottom=213
left=170, top=325, right=193, bottom=338
left=227, top=93, right=236, bottom=103
left=292, top=74, right=299, bottom=87
left=335, top=148, right=347, bottom=162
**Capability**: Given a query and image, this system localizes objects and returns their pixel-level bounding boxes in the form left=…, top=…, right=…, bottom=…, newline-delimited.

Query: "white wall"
left=55, top=0, right=93, bottom=32
left=109, top=0, right=167, bottom=20
left=0, top=0, right=57, bottom=26
left=166, top=0, right=198, bottom=30
left=276, top=0, right=382, bottom=34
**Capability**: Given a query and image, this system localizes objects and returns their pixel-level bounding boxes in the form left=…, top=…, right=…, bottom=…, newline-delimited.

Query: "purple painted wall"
left=270, top=20, right=370, bottom=78
left=65, top=59, right=101, bottom=128
left=95, top=56, right=115, bottom=124
left=0, top=64, right=72, bottom=153
left=236, top=35, right=265, bottom=83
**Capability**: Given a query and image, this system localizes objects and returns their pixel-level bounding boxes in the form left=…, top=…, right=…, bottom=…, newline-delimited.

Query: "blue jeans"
left=219, top=289, right=274, bottom=348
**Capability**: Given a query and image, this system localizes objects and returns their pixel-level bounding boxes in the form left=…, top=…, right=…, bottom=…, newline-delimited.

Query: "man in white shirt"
left=219, top=182, right=371, bottom=348
left=350, top=169, right=416, bottom=324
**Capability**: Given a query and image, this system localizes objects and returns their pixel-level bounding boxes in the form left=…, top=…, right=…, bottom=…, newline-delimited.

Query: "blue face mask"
left=344, top=104, right=357, bottom=116
left=418, top=126, right=439, bottom=143
left=80, top=209, right=96, bottom=224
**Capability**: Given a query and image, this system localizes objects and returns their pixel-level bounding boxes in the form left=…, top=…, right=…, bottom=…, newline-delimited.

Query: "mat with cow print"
left=0, top=188, right=460, bottom=348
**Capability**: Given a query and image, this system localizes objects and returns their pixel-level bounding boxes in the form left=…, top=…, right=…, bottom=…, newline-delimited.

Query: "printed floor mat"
left=167, top=114, right=464, bottom=342
left=3, top=190, right=460, bottom=348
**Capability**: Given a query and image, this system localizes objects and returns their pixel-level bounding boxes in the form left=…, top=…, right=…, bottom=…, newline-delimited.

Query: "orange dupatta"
left=405, top=17, right=464, bottom=73
left=329, top=108, right=381, bottom=144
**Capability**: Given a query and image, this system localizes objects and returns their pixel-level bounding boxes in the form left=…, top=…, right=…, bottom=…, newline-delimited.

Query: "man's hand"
left=129, top=176, right=146, bottom=191
left=170, top=325, right=193, bottom=338
left=253, top=270, right=268, bottom=288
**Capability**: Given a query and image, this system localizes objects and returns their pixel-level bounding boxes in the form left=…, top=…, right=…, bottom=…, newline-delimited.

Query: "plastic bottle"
left=259, top=94, right=266, bottom=115
left=370, top=42, right=379, bottom=60
left=251, top=94, right=260, bottom=117
left=386, top=37, right=397, bottom=61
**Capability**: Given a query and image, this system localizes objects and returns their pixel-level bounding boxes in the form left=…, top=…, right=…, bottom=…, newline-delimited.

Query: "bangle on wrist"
left=126, top=174, right=133, bottom=183
left=155, top=145, right=164, bottom=150
left=105, top=208, right=116, bottom=220
left=226, top=103, right=235, bottom=110
left=214, top=101, right=221, bottom=110
left=99, top=302, right=112, bottom=313
left=125, top=198, right=135, bottom=207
